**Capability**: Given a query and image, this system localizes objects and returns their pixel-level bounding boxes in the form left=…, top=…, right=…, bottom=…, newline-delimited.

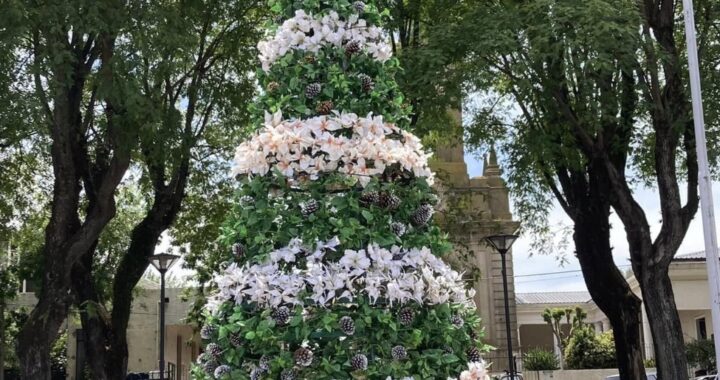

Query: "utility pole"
left=681, top=0, right=720, bottom=369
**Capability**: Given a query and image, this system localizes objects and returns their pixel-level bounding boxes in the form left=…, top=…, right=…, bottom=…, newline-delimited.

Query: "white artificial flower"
left=339, top=249, right=371, bottom=274
left=209, top=238, right=474, bottom=311
left=232, top=113, right=435, bottom=187
left=257, top=11, right=392, bottom=72
left=459, top=361, right=490, bottom=380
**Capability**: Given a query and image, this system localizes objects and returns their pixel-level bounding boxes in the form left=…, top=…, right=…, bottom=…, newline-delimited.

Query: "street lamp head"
left=484, top=234, right=519, bottom=254
left=149, top=253, right=180, bottom=273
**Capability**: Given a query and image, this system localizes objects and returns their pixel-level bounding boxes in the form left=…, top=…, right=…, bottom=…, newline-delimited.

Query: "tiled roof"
left=674, top=250, right=717, bottom=261
left=516, top=291, right=591, bottom=305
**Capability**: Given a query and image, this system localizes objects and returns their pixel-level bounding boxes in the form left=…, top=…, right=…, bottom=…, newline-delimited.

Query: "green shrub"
left=686, top=339, right=715, bottom=372
left=643, top=358, right=656, bottom=368
left=523, top=348, right=560, bottom=371
left=564, top=327, right=616, bottom=369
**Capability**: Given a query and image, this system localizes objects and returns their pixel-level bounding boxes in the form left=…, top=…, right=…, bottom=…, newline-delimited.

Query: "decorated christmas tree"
left=194, top=1, right=490, bottom=379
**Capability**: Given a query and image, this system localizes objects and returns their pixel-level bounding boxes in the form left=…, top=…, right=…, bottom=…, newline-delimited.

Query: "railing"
left=148, top=363, right=176, bottom=380
left=483, top=353, right=521, bottom=375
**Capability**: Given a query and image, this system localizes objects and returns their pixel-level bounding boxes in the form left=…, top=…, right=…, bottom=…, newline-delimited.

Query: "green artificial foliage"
left=522, top=349, right=560, bottom=371
left=193, top=1, right=488, bottom=379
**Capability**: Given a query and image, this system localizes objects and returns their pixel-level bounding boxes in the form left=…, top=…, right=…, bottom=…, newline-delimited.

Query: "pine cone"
left=203, top=360, right=218, bottom=375
left=350, top=353, right=368, bottom=370
left=450, top=314, right=465, bottom=328
left=469, top=329, right=478, bottom=341
left=267, top=81, right=280, bottom=93
left=206, top=343, right=223, bottom=358
left=398, top=307, right=415, bottom=326
left=280, top=369, right=297, bottom=380
left=410, top=204, right=434, bottom=226
left=214, top=365, right=232, bottom=378
left=259, top=355, right=270, bottom=371
left=232, top=242, right=246, bottom=260
left=316, top=100, right=334, bottom=115
left=301, top=199, right=320, bottom=217
left=305, top=83, right=322, bottom=99
left=391, top=345, right=407, bottom=361
left=359, top=191, right=380, bottom=207
left=271, top=306, right=291, bottom=326
left=229, top=332, right=243, bottom=348
left=378, top=192, right=400, bottom=210
left=294, top=347, right=314, bottom=367
left=358, top=74, right=374, bottom=92
left=345, top=40, right=361, bottom=57
left=391, top=222, right=407, bottom=237
left=249, top=368, right=263, bottom=380
left=353, top=1, right=366, bottom=13
left=339, top=316, right=356, bottom=335
left=467, top=346, right=481, bottom=362
left=200, top=324, right=216, bottom=340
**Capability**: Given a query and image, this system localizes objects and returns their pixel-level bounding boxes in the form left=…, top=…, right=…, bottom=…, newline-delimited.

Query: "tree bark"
left=639, top=268, right=686, bottom=379
left=574, top=207, right=645, bottom=380
left=73, top=160, right=190, bottom=380
left=0, top=300, right=5, bottom=380
left=562, top=163, right=646, bottom=380
left=17, top=11, right=130, bottom=379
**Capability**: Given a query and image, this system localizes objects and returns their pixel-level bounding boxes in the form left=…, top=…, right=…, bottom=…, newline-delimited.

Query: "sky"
left=464, top=152, right=720, bottom=294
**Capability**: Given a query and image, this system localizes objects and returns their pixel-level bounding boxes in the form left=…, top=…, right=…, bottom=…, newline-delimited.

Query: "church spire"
left=483, top=145, right=501, bottom=177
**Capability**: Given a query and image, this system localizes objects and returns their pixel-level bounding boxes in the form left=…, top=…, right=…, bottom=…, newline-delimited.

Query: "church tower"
left=430, top=113, right=520, bottom=370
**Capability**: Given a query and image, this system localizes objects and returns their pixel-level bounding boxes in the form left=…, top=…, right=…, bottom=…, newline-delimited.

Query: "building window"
left=696, top=317, right=707, bottom=340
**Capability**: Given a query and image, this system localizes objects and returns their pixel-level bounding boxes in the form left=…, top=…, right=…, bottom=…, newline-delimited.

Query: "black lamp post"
left=485, top=233, right=519, bottom=378
left=149, top=253, right=180, bottom=380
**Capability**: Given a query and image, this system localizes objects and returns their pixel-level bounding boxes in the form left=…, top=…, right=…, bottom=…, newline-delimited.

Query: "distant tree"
left=542, top=307, right=588, bottom=369
left=565, top=328, right=617, bottom=370
left=686, top=339, right=716, bottom=374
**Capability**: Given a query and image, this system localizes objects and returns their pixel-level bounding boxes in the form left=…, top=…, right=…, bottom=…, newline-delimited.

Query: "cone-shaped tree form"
left=194, top=1, right=490, bottom=379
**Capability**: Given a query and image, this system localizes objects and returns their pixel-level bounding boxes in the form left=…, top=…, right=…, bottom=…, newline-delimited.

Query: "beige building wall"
left=66, top=285, right=199, bottom=380
left=430, top=135, right=520, bottom=370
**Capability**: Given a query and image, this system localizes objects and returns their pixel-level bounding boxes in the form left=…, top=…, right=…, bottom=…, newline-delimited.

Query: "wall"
left=66, top=285, right=196, bottom=380
left=519, top=324, right=554, bottom=352
left=430, top=141, right=520, bottom=370
left=165, top=325, right=200, bottom=380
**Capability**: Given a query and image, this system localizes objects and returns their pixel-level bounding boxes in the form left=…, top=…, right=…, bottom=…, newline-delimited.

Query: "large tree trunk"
left=574, top=218, right=645, bottom=380
left=74, top=166, right=189, bottom=380
left=16, top=278, right=72, bottom=380
left=570, top=167, right=646, bottom=380
left=640, top=266, right=687, bottom=380
left=17, top=24, right=128, bottom=379
left=105, top=222, right=167, bottom=380
left=71, top=244, right=111, bottom=380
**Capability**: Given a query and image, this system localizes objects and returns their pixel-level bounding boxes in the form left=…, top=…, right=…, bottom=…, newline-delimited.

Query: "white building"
left=516, top=251, right=717, bottom=360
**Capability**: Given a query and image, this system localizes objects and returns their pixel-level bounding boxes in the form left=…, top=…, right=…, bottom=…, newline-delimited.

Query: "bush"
left=687, top=339, right=715, bottom=372
left=523, top=348, right=560, bottom=371
left=644, top=358, right=656, bottom=368
left=564, top=327, right=617, bottom=369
